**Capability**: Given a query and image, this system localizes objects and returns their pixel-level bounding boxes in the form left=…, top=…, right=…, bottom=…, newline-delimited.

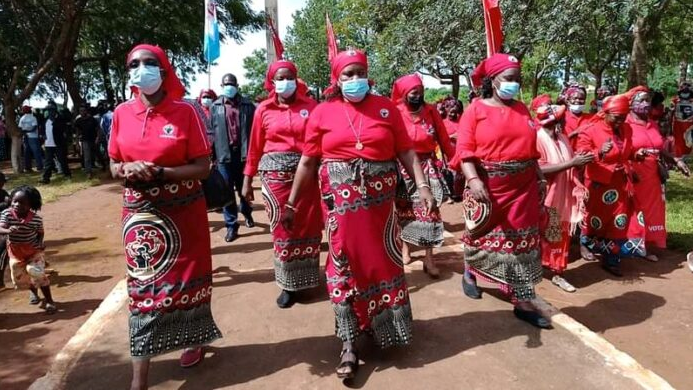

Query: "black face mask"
left=679, top=90, right=692, bottom=100
left=406, top=95, right=423, bottom=108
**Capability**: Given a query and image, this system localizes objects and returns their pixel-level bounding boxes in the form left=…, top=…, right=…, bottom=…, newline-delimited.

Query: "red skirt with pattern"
left=261, top=169, right=323, bottom=291
left=320, top=159, right=412, bottom=349
left=632, top=158, right=666, bottom=248
left=122, top=180, right=222, bottom=357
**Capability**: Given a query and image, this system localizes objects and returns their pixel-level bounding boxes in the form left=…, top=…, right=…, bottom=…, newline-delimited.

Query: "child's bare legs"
left=131, top=359, right=150, bottom=390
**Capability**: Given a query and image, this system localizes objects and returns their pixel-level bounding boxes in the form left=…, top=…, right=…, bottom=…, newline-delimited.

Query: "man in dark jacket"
left=41, top=102, right=71, bottom=183
left=210, top=73, right=256, bottom=242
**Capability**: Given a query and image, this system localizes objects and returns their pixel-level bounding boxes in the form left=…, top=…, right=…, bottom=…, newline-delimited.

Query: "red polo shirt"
left=303, top=94, right=413, bottom=160
left=395, top=102, right=455, bottom=159
left=109, top=95, right=210, bottom=167
left=244, top=95, right=318, bottom=177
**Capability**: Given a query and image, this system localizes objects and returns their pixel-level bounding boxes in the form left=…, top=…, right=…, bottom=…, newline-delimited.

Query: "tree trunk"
left=63, top=58, right=83, bottom=108
left=679, top=60, right=689, bottom=85
left=531, top=63, right=541, bottom=98
left=100, top=56, right=115, bottom=105
left=627, top=16, right=650, bottom=88
left=2, top=103, right=21, bottom=173
left=593, top=69, right=604, bottom=93
left=563, top=57, right=572, bottom=84
left=451, top=70, right=460, bottom=100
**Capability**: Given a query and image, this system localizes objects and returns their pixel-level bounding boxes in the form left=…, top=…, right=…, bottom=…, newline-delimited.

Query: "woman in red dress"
left=241, top=60, right=323, bottom=308
left=626, top=86, right=690, bottom=261
left=561, top=83, right=594, bottom=148
left=442, top=98, right=465, bottom=202
left=282, top=49, right=434, bottom=379
left=453, top=53, right=550, bottom=329
left=391, top=74, right=454, bottom=277
left=108, top=44, right=222, bottom=390
left=532, top=95, right=593, bottom=292
left=576, top=95, right=646, bottom=276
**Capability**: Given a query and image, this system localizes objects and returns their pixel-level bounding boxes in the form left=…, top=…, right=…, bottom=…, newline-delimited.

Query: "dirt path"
left=0, top=184, right=691, bottom=389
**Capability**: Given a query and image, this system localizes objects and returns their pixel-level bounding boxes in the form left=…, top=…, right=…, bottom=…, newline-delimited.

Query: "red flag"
left=325, top=13, right=338, bottom=62
left=482, top=0, right=503, bottom=58
left=267, top=16, right=284, bottom=60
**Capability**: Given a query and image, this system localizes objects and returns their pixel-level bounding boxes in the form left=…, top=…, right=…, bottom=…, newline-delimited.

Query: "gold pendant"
left=355, top=142, right=364, bottom=150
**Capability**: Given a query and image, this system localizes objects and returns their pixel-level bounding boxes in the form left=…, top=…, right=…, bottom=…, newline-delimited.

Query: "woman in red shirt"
left=561, top=83, right=594, bottom=149
left=282, top=50, right=433, bottom=379
left=241, top=60, right=323, bottom=309
left=626, top=86, right=690, bottom=261
left=442, top=98, right=465, bottom=202
left=532, top=95, right=593, bottom=292
left=576, top=95, right=646, bottom=276
left=452, top=53, right=550, bottom=329
left=108, top=44, right=222, bottom=390
left=391, top=74, right=454, bottom=277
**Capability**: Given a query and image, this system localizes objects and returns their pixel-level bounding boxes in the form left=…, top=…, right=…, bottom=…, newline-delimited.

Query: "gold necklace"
left=343, top=105, right=364, bottom=150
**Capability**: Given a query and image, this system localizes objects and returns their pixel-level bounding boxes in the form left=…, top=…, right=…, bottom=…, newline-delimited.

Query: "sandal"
left=644, top=254, right=659, bottom=262
left=462, top=273, right=482, bottom=299
left=336, top=348, right=359, bottom=379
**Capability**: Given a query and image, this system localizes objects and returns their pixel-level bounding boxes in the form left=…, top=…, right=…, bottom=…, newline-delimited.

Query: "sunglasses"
left=127, top=58, right=160, bottom=69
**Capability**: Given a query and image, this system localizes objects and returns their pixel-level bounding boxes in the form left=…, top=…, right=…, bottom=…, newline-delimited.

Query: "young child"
left=0, top=185, right=56, bottom=313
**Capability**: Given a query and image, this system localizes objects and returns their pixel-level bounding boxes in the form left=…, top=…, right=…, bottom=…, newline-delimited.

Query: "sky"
left=187, top=0, right=443, bottom=98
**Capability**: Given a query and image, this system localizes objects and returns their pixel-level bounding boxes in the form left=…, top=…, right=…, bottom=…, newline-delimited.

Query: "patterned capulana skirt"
left=320, top=159, right=412, bottom=348
left=396, top=154, right=447, bottom=248
left=259, top=152, right=323, bottom=291
left=122, top=180, right=222, bottom=358
left=462, top=160, right=542, bottom=302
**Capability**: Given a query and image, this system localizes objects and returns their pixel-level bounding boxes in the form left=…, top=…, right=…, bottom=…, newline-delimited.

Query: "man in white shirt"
left=18, top=105, right=43, bottom=172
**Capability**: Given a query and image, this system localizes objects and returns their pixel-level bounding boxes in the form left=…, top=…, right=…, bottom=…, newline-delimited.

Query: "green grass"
left=665, top=159, right=693, bottom=252
left=6, top=169, right=102, bottom=204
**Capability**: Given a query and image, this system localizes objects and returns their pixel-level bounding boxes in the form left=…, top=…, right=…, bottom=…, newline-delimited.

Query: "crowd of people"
left=0, top=100, right=115, bottom=182
left=1, top=42, right=691, bottom=390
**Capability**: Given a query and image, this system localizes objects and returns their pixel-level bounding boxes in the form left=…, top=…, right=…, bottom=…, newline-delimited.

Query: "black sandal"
left=336, top=348, right=359, bottom=379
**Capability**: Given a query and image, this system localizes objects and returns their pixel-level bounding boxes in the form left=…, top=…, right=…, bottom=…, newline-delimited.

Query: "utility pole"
left=265, top=0, right=278, bottom=63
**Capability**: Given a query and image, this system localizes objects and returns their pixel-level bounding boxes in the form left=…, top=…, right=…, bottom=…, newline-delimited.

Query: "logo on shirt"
left=300, top=109, right=309, bottom=118
left=160, top=124, right=176, bottom=139
left=380, top=109, right=389, bottom=118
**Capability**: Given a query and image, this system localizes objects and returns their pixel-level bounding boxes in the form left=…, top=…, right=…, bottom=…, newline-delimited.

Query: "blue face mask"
left=274, top=80, right=297, bottom=98
left=129, top=65, right=162, bottom=95
left=341, top=78, right=370, bottom=102
left=496, top=81, right=520, bottom=100
left=222, top=85, right=238, bottom=98
left=201, top=97, right=213, bottom=107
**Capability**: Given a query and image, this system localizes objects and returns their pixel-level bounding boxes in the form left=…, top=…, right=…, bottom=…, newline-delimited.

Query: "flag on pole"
left=482, top=0, right=503, bottom=58
left=325, top=13, right=338, bottom=62
left=204, top=0, right=220, bottom=63
left=267, top=16, right=284, bottom=60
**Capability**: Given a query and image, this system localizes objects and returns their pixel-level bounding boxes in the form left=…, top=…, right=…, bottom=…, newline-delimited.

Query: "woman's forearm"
left=397, top=150, right=426, bottom=184
left=287, top=156, right=319, bottom=205
left=461, top=161, right=480, bottom=181
left=539, top=161, right=573, bottom=176
left=161, top=157, right=211, bottom=181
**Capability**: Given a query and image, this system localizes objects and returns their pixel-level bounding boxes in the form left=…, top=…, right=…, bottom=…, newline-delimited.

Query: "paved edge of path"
left=29, top=239, right=675, bottom=390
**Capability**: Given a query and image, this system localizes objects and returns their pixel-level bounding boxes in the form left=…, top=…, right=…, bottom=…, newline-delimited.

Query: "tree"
left=240, top=48, right=269, bottom=100
left=0, top=0, right=88, bottom=172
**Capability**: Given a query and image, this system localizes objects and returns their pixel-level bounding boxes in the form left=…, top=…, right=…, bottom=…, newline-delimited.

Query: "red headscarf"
left=471, top=53, right=521, bottom=87
left=531, top=94, right=565, bottom=126
left=624, top=85, right=649, bottom=103
left=597, top=94, right=630, bottom=118
left=197, top=88, right=217, bottom=103
left=126, top=44, right=185, bottom=100
left=391, top=74, right=423, bottom=103
left=263, top=59, right=310, bottom=100
left=323, top=49, right=370, bottom=97
left=21, top=105, right=32, bottom=114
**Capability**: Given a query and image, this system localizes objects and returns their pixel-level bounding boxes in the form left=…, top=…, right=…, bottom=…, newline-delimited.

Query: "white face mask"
left=569, top=104, right=584, bottom=114
left=129, top=65, right=163, bottom=95
left=201, top=97, right=213, bottom=107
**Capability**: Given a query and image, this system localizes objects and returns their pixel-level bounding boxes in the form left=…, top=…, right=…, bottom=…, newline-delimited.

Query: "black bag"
left=201, top=165, right=234, bottom=210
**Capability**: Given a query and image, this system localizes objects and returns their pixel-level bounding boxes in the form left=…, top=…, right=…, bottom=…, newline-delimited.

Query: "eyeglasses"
left=127, top=58, right=160, bottom=69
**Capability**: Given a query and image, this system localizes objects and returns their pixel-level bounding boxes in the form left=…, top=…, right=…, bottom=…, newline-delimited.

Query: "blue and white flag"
left=204, top=0, right=220, bottom=63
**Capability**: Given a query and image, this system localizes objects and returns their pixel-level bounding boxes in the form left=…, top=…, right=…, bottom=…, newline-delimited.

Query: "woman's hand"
left=281, top=208, right=295, bottom=231
left=241, top=176, right=255, bottom=203
left=571, top=152, right=595, bottom=167
left=467, top=177, right=489, bottom=202
left=635, top=148, right=648, bottom=161
left=676, top=159, right=691, bottom=177
left=600, top=138, right=614, bottom=157
left=123, top=161, right=155, bottom=182
left=418, top=186, right=435, bottom=214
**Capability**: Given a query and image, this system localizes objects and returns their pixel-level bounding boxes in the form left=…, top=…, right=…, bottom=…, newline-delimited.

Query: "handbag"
left=461, top=188, right=492, bottom=239
left=201, top=165, right=234, bottom=210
